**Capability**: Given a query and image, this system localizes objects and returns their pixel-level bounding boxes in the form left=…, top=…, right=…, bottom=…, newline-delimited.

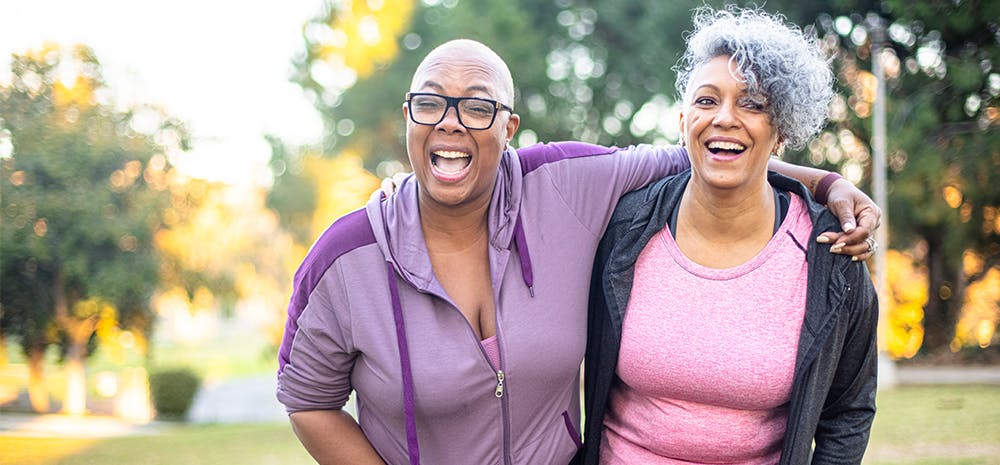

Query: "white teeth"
left=434, top=150, right=470, bottom=159
left=707, top=141, right=746, bottom=151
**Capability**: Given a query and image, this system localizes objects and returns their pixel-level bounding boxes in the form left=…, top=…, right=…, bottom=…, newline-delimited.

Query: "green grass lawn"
left=1, top=385, right=997, bottom=465
left=1, top=423, right=313, bottom=465
left=864, top=384, right=1000, bottom=465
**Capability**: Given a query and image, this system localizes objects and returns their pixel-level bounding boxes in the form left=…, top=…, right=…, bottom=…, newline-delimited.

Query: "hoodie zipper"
left=380, top=204, right=516, bottom=464
left=495, top=370, right=505, bottom=397
left=496, top=336, right=512, bottom=465
left=481, top=312, right=512, bottom=465
left=457, top=306, right=512, bottom=465
left=377, top=193, right=517, bottom=465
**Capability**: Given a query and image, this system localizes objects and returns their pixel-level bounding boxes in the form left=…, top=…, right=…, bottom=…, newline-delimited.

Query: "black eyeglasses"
left=405, top=92, right=513, bottom=130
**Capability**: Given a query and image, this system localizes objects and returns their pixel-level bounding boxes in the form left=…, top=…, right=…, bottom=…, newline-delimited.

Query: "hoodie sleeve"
left=533, top=143, right=689, bottom=237
left=811, top=262, right=879, bottom=464
left=276, top=263, right=357, bottom=414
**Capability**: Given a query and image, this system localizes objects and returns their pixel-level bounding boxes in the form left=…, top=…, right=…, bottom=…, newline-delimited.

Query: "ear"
left=678, top=111, right=686, bottom=146
left=505, top=112, right=520, bottom=144
left=772, top=138, right=785, bottom=156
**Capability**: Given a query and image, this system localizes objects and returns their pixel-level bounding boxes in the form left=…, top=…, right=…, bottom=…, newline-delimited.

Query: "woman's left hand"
left=816, top=178, right=882, bottom=261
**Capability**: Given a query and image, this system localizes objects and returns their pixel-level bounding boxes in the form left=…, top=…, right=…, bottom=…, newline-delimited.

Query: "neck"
left=419, top=195, right=491, bottom=254
left=678, top=175, right=775, bottom=243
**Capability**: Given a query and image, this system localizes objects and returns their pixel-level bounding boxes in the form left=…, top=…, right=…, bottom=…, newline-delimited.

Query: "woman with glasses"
left=276, top=38, right=879, bottom=465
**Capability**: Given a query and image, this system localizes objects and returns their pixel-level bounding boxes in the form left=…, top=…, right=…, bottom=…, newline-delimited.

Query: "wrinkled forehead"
left=410, top=44, right=514, bottom=103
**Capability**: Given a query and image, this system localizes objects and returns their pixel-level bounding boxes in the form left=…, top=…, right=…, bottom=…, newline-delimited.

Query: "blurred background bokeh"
left=1, top=0, right=997, bottom=464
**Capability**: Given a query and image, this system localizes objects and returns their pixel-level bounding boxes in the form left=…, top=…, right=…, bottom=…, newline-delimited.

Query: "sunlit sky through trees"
left=1, top=0, right=325, bottom=186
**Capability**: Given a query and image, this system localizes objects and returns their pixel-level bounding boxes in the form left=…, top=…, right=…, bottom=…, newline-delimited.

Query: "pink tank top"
left=480, top=334, right=501, bottom=368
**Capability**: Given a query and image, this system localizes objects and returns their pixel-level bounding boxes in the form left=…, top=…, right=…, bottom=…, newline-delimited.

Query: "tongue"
left=435, top=156, right=470, bottom=174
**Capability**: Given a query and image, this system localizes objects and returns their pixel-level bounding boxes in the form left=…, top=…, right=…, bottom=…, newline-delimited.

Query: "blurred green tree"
left=775, top=0, right=999, bottom=354
left=0, top=44, right=187, bottom=413
left=289, top=0, right=559, bottom=173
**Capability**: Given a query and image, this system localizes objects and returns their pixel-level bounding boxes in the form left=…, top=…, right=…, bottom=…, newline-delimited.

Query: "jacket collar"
left=603, top=170, right=851, bottom=356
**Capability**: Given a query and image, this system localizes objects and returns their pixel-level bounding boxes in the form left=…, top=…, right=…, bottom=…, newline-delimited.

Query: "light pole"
left=868, top=12, right=895, bottom=389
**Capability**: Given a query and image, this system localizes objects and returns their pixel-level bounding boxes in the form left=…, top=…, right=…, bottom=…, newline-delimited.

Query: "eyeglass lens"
left=410, top=94, right=497, bottom=129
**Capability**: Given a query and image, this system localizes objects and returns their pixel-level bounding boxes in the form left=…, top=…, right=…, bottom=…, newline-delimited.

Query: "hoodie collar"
left=366, top=146, right=524, bottom=292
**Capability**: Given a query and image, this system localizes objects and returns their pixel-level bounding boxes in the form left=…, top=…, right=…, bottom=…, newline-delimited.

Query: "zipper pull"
left=495, top=370, right=505, bottom=398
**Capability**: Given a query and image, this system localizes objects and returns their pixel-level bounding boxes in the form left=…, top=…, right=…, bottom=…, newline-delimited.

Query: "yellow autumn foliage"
left=304, top=150, right=381, bottom=241
left=318, top=0, right=416, bottom=79
left=881, top=247, right=999, bottom=358
left=884, top=249, right=929, bottom=359
left=953, top=264, right=1000, bottom=350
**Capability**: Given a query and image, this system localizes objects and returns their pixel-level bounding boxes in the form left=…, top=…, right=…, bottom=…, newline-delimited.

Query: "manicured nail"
left=843, top=222, right=856, bottom=232
left=816, top=236, right=831, bottom=244
left=852, top=255, right=859, bottom=261
left=830, top=242, right=845, bottom=253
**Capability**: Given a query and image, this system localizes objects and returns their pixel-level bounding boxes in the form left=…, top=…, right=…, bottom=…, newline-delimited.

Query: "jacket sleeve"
left=811, top=263, right=879, bottom=464
left=276, top=263, right=357, bottom=414
left=538, top=143, right=688, bottom=237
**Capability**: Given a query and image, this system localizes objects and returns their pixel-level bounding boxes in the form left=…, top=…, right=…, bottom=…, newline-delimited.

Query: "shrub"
left=149, top=367, right=202, bottom=421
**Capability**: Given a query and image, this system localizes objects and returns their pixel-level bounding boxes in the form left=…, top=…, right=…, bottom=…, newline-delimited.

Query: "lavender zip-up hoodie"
left=276, top=141, right=688, bottom=465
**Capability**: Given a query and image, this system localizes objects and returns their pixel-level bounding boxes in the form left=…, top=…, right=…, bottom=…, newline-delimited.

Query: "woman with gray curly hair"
left=579, top=6, right=878, bottom=465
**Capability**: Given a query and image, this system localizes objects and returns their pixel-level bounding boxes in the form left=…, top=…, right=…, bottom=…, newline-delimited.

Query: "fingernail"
left=843, top=222, right=856, bottom=232
left=852, top=255, right=859, bottom=261
left=816, top=236, right=830, bottom=244
left=831, top=242, right=845, bottom=252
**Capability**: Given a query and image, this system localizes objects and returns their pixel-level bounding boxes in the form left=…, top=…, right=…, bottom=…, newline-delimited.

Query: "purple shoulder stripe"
left=278, top=208, right=376, bottom=373
left=517, top=141, right=620, bottom=174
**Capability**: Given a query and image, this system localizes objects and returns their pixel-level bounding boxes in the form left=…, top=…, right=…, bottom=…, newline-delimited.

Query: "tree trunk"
left=53, top=271, right=96, bottom=416
left=921, top=236, right=962, bottom=354
left=27, top=345, right=50, bottom=413
left=63, top=337, right=88, bottom=415
left=0, top=332, right=7, bottom=366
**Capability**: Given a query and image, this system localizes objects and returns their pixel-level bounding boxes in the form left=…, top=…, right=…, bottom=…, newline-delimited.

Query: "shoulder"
left=516, top=141, right=620, bottom=174
left=615, top=170, right=689, bottom=216
left=279, top=208, right=377, bottom=372
left=294, top=208, right=377, bottom=287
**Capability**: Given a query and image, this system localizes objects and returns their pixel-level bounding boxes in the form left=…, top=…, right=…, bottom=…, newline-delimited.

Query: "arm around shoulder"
left=290, top=409, right=386, bottom=465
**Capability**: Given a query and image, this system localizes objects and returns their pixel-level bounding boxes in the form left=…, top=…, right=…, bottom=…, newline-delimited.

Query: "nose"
left=712, top=101, right=740, bottom=129
left=436, top=105, right=466, bottom=133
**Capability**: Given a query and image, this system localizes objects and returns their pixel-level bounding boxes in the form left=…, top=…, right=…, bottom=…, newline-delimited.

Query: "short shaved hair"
left=411, top=39, right=516, bottom=106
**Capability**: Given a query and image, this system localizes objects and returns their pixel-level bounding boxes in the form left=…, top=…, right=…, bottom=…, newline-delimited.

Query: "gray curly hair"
left=674, top=6, right=834, bottom=150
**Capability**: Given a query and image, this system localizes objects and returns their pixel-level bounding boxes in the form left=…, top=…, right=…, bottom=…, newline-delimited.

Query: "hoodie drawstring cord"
left=386, top=261, right=421, bottom=465
left=512, top=213, right=535, bottom=297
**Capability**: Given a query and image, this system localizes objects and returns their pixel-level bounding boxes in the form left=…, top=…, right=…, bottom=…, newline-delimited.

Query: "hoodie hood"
left=366, top=146, right=525, bottom=292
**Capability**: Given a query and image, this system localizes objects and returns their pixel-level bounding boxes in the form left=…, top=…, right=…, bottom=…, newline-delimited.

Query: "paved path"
left=892, top=365, right=1000, bottom=385
left=1, top=365, right=995, bottom=438
left=187, top=376, right=287, bottom=424
left=186, top=375, right=357, bottom=424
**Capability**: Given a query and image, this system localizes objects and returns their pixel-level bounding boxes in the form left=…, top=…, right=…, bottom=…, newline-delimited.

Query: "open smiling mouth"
left=706, top=140, right=747, bottom=156
left=432, top=150, right=472, bottom=174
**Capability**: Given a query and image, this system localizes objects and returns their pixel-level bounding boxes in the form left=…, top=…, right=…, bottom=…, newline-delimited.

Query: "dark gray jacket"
left=576, top=170, right=878, bottom=465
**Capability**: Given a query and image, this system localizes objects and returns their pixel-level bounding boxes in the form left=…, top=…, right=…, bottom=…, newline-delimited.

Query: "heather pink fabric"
left=481, top=334, right=501, bottom=369
left=601, top=194, right=812, bottom=465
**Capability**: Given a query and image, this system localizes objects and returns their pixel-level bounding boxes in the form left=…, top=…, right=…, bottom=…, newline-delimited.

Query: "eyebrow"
left=692, top=83, right=754, bottom=96
left=419, top=80, right=492, bottom=95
